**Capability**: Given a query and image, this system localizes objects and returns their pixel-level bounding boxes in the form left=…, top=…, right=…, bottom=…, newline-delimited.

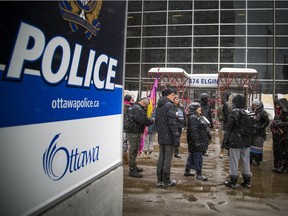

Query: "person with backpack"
left=222, top=94, right=254, bottom=189
left=124, top=98, right=154, bottom=178
left=270, top=98, right=288, bottom=173
left=250, top=99, right=269, bottom=166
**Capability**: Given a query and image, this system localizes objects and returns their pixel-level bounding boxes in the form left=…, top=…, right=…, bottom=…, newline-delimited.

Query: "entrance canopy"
left=146, top=67, right=190, bottom=99
left=218, top=67, right=259, bottom=106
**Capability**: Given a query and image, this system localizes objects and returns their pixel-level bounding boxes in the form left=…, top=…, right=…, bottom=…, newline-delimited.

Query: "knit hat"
left=252, top=99, right=260, bottom=106
left=124, top=94, right=132, bottom=102
left=200, top=93, right=209, bottom=100
left=188, top=102, right=201, bottom=113
left=162, top=88, right=174, bottom=97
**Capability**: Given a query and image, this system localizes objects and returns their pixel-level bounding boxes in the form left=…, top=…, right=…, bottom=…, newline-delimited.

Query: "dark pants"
left=273, top=137, right=288, bottom=169
left=157, top=144, right=175, bottom=182
left=185, top=151, right=203, bottom=175
left=174, top=128, right=182, bottom=155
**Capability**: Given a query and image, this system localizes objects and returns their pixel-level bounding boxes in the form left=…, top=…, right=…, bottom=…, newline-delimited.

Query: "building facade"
left=125, top=0, right=288, bottom=95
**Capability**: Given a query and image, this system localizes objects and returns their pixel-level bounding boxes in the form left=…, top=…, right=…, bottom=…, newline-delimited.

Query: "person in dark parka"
left=270, top=98, right=288, bottom=173
left=125, top=98, right=154, bottom=178
left=184, top=102, right=209, bottom=181
left=155, top=88, right=180, bottom=188
left=222, top=94, right=253, bottom=189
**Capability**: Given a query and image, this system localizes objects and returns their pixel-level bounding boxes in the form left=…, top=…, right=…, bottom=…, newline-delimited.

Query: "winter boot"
left=241, top=174, right=251, bottom=188
left=163, top=174, right=176, bottom=188
left=184, top=168, right=195, bottom=177
left=136, top=166, right=143, bottom=172
left=156, top=170, right=163, bottom=187
left=224, top=175, right=238, bottom=189
left=129, top=168, right=142, bottom=178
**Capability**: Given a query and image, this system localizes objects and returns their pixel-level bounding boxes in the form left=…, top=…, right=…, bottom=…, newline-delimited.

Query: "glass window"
left=127, top=13, right=142, bottom=26
left=247, top=65, right=273, bottom=79
left=276, top=10, right=288, bottom=23
left=168, top=37, right=192, bottom=47
left=128, top=1, right=142, bottom=12
left=167, top=64, right=192, bottom=74
left=124, top=80, right=140, bottom=91
left=221, top=37, right=245, bottom=47
left=168, top=49, right=191, bottom=62
left=125, top=64, right=140, bottom=78
left=143, top=26, right=166, bottom=36
left=248, top=37, right=273, bottom=47
left=276, top=37, right=288, bottom=48
left=194, top=37, right=218, bottom=47
left=141, top=64, right=165, bottom=76
left=221, top=10, right=246, bottom=23
left=193, top=49, right=218, bottom=62
left=194, top=25, right=218, bottom=35
left=169, top=11, right=192, bottom=24
left=248, top=1, right=273, bottom=8
left=143, top=12, right=167, bottom=25
left=276, top=25, right=288, bottom=35
left=248, top=10, right=273, bottom=23
left=169, top=25, right=192, bottom=36
left=127, top=27, right=141, bottom=37
left=275, top=65, right=288, bottom=80
left=144, top=0, right=167, bottom=11
left=276, top=49, right=288, bottom=63
left=142, top=49, right=165, bottom=62
left=142, top=37, right=166, bottom=47
left=221, top=25, right=246, bottom=35
left=169, top=1, right=192, bottom=10
left=247, top=49, right=273, bottom=63
left=193, top=64, right=218, bottom=74
left=276, top=1, right=288, bottom=8
left=220, top=48, right=246, bottom=63
left=194, top=11, right=218, bottom=24
left=221, top=1, right=246, bottom=9
left=194, top=0, right=219, bottom=9
left=126, top=49, right=140, bottom=63
left=220, top=64, right=246, bottom=69
left=248, top=25, right=273, bottom=35
left=127, top=38, right=141, bottom=48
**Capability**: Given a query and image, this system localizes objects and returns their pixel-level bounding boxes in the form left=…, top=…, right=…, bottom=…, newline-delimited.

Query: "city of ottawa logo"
left=43, top=133, right=100, bottom=181
left=59, top=0, right=102, bottom=39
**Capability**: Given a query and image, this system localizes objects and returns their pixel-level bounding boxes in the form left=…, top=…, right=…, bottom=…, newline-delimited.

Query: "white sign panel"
left=189, top=74, right=218, bottom=88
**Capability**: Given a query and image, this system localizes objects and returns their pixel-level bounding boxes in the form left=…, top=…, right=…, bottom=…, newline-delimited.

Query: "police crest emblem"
left=59, top=0, right=102, bottom=39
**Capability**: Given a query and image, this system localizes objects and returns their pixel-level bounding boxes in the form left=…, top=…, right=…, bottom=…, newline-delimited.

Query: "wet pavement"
left=123, top=128, right=288, bottom=216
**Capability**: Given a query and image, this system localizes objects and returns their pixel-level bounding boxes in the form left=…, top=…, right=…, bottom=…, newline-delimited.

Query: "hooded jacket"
left=187, top=105, right=210, bottom=152
left=254, top=102, right=269, bottom=139
left=223, top=94, right=252, bottom=148
left=155, top=96, right=180, bottom=146
left=124, top=102, right=153, bottom=134
left=270, top=98, right=288, bottom=140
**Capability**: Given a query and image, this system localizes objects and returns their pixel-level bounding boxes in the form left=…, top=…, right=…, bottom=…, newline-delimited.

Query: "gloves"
left=222, top=140, right=229, bottom=150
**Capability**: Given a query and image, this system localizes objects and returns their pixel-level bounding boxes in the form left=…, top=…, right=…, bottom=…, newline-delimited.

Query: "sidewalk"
left=123, top=129, right=288, bottom=216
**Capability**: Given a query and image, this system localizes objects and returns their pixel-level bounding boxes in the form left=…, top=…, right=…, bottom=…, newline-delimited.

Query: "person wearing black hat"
left=184, top=102, right=208, bottom=181
left=124, top=98, right=154, bottom=178
left=155, top=88, right=180, bottom=187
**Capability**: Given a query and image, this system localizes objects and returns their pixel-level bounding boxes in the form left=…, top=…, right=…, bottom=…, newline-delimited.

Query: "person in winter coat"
left=184, top=102, right=209, bottom=181
left=173, top=94, right=187, bottom=158
left=270, top=98, right=288, bottom=173
left=123, top=94, right=135, bottom=164
left=155, top=88, right=180, bottom=188
left=125, top=98, right=154, bottom=178
left=250, top=99, right=269, bottom=166
left=222, top=94, right=253, bottom=189
left=200, top=93, right=213, bottom=156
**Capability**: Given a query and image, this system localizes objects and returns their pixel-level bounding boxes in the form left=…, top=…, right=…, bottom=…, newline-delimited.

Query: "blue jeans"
left=185, top=152, right=203, bottom=175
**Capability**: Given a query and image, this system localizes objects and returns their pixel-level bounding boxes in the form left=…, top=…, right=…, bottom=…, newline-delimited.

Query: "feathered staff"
left=138, top=76, right=158, bottom=155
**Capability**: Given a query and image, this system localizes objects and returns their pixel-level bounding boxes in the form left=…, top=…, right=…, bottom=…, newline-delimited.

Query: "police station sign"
left=0, top=1, right=126, bottom=216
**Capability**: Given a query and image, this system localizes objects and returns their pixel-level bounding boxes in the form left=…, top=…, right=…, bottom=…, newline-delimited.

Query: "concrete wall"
left=40, top=166, right=123, bottom=216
